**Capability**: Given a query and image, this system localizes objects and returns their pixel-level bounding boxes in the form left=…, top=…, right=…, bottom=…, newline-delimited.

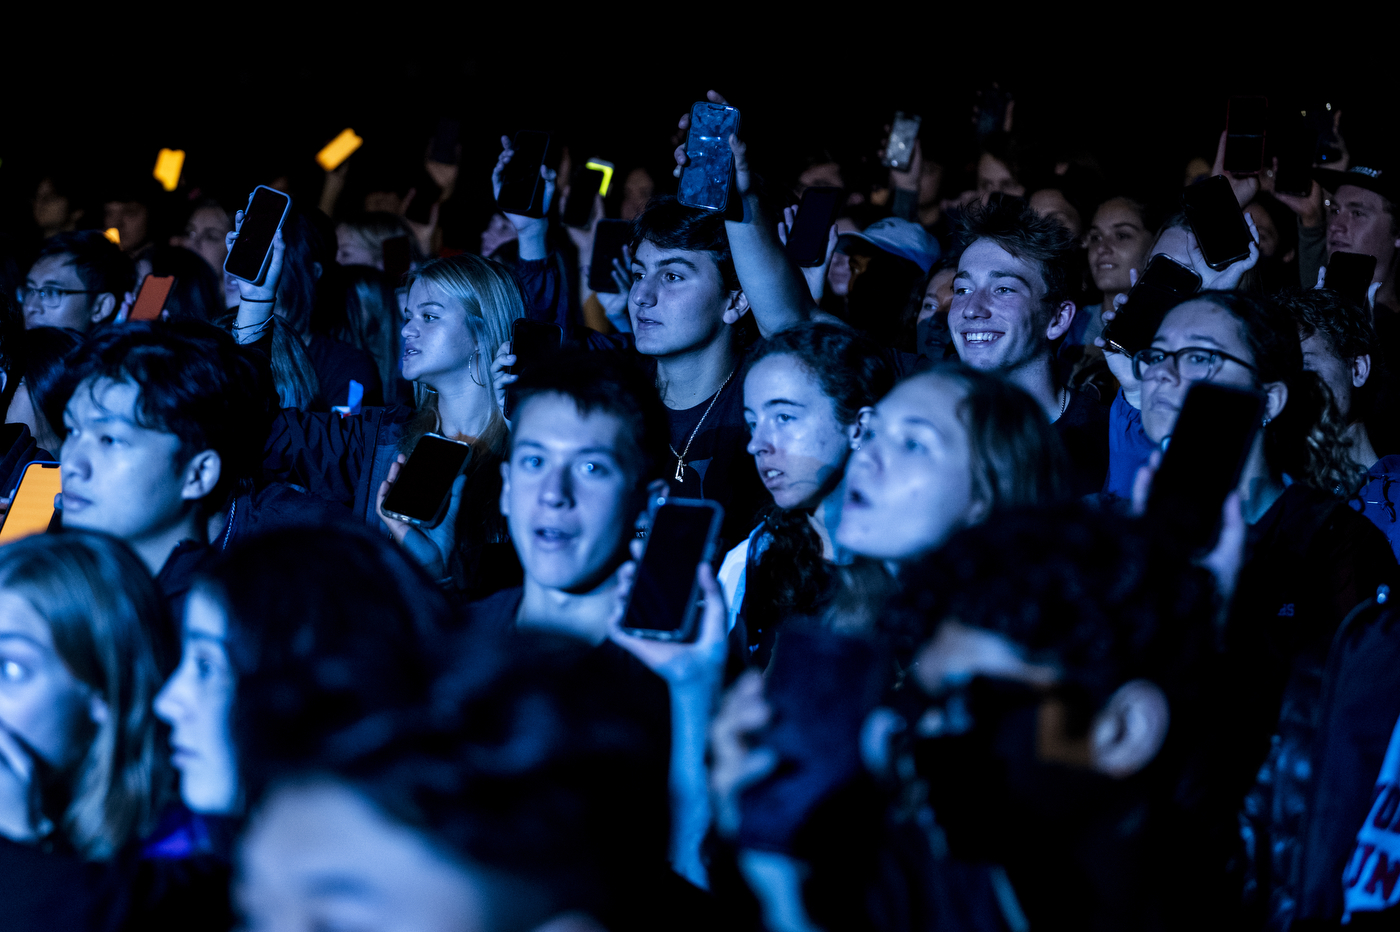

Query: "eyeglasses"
left=1131, top=346, right=1258, bottom=382
left=17, top=286, right=100, bottom=308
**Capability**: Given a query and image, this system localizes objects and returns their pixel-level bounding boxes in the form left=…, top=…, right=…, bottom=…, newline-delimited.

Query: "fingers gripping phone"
left=225, top=186, right=291, bottom=284
left=496, top=131, right=552, bottom=219
left=619, top=500, right=724, bottom=642
left=379, top=434, right=472, bottom=527
left=1224, top=96, right=1268, bottom=175
left=503, top=319, right=563, bottom=419
left=882, top=112, right=921, bottom=171
left=678, top=102, right=741, bottom=212
left=785, top=187, right=844, bottom=268
left=1101, top=255, right=1202, bottom=357
left=129, top=275, right=176, bottom=321
left=0, top=462, right=62, bottom=543
left=1326, top=252, right=1378, bottom=309
left=1182, top=176, right=1254, bottom=271
left=1146, top=383, right=1265, bottom=551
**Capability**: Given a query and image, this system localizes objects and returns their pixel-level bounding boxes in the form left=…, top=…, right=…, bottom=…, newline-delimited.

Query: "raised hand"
left=376, top=454, right=466, bottom=579
left=1211, top=131, right=1260, bottom=208
left=777, top=204, right=837, bottom=302
left=492, top=136, right=555, bottom=262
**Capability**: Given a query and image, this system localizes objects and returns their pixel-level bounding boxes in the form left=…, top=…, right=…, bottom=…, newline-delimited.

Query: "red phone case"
left=129, top=275, right=175, bottom=321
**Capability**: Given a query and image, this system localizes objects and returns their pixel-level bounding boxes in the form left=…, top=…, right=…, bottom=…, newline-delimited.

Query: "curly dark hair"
left=957, top=194, right=1079, bottom=313
left=1274, top=287, right=1379, bottom=425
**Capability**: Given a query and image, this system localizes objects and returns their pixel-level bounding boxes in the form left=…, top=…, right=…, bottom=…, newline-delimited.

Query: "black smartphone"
left=619, top=500, right=724, bottom=642
left=882, top=112, right=921, bottom=171
left=785, top=187, right=844, bottom=268
left=495, top=131, right=552, bottom=218
left=404, top=170, right=441, bottom=226
left=588, top=219, right=632, bottom=294
left=974, top=84, right=1013, bottom=140
left=1182, top=176, right=1253, bottom=271
left=430, top=117, right=461, bottom=165
left=1224, top=96, right=1267, bottom=175
left=1102, top=255, right=1202, bottom=356
left=224, top=186, right=291, bottom=284
left=379, top=434, right=473, bottom=527
left=504, top=319, right=563, bottom=419
left=1146, top=383, right=1265, bottom=551
left=736, top=628, right=887, bottom=852
left=562, top=163, right=606, bottom=228
left=678, top=102, right=741, bottom=212
left=382, top=235, right=411, bottom=287
left=1271, top=107, right=1315, bottom=197
left=1326, top=252, right=1378, bottom=309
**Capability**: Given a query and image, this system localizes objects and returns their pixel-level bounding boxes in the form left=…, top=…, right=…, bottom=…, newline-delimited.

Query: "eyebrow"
left=514, top=440, right=621, bottom=458
left=900, top=415, right=949, bottom=438
left=302, top=874, right=381, bottom=899
left=762, top=398, right=806, bottom=408
left=655, top=257, right=700, bottom=272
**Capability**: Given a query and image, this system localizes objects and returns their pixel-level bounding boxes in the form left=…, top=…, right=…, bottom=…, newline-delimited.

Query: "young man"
left=950, top=195, right=1109, bottom=494
left=20, top=231, right=134, bottom=331
left=57, top=322, right=266, bottom=607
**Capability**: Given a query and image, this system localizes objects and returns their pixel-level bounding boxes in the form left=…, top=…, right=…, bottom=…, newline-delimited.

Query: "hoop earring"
left=468, top=351, right=486, bottom=387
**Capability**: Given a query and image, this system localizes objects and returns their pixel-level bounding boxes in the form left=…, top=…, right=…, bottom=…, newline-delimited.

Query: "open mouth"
left=533, top=527, right=575, bottom=548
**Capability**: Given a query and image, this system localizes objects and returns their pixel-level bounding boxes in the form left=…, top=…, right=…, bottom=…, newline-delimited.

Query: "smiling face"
left=1140, top=299, right=1259, bottom=443
left=502, top=394, right=642, bottom=593
left=951, top=239, right=1067, bottom=374
left=1085, top=199, right=1153, bottom=296
left=0, top=590, right=100, bottom=771
left=744, top=354, right=856, bottom=509
left=627, top=239, right=742, bottom=360
left=400, top=279, right=481, bottom=388
left=153, top=587, right=238, bottom=814
left=836, top=374, right=985, bottom=563
left=238, top=779, right=492, bottom=932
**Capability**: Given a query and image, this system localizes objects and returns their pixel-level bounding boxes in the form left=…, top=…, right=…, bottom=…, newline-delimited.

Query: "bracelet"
left=240, top=298, right=275, bottom=304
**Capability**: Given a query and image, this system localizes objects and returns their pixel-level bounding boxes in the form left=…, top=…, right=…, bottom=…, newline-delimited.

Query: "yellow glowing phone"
left=0, top=462, right=61, bottom=543
left=153, top=148, right=185, bottom=192
left=316, top=129, right=363, bottom=172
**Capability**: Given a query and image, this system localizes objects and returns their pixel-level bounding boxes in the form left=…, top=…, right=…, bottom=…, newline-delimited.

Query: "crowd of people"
left=3, top=80, right=1400, bottom=930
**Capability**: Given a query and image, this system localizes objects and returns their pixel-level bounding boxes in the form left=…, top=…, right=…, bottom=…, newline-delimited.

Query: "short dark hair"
left=508, top=350, right=671, bottom=486
left=631, top=195, right=739, bottom=292
left=1276, top=287, right=1378, bottom=360
left=958, top=195, right=1078, bottom=312
left=34, top=231, right=136, bottom=298
left=56, top=321, right=272, bottom=508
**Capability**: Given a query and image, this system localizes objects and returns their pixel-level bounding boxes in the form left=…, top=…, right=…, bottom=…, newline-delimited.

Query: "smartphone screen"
left=504, top=320, right=563, bottom=419
left=496, top=131, right=551, bottom=218
left=678, top=103, right=740, bottom=212
left=883, top=113, right=922, bottom=171
left=1224, top=97, right=1267, bottom=174
left=382, top=236, right=411, bottom=287
left=0, top=462, right=61, bottom=543
left=225, top=186, right=291, bottom=283
left=620, top=501, right=723, bottom=641
left=785, top=187, right=844, bottom=267
left=1182, top=176, right=1253, bottom=271
left=1326, top=252, right=1378, bottom=309
left=1102, top=255, right=1201, bottom=356
left=380, top=435, right=472, bottom=526
left=562, top=164, right=606, bottom=228
left=403, top=170, right=442, bottom=226
left=589, top=219, right=632, bottom=294
left=129, top=275, right=175, bottom=321
left=1146, top=383, right=1264, bottom=551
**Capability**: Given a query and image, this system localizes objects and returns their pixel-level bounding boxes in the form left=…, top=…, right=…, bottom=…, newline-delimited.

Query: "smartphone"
left=382, top=235, right=411, bottom=286
left=128, top=275, right=175, bottom=322
left=882, top=112, right=922, bottom=171
left=153, top=148, right=185, bottom=192
left=1326, top=252, right=1378, bottom=309
left=404, top=170, right=441, bottom=226
left=379, top=434, right=472, bottom=527
left=678, top=102, right=741, bottom=212
left=1224, top=96, right=1268, bottom=175
left=504, top=319, right=563, bottom=419
left=1271, top=107, right=1314, bottom=197
left=224, top=186, right=292, bottom=284
left=619, top=500, right=724, bottom=642
left=562, top=161, right=609, bottom=229
left=1101, top=255, right=1202, bottom=356
left=316, top=128, right=363, bottom=172
left=1146, top=383, right=1265, bottom=551
left=429, top=117, right=461, bottom=165
left=0, top=461, right=61, bottom=543
left=588, top=219, right=632, bottom=294
left=1182, top=176, right=1253, bottom=271
left=737, top=628, right=887, bottom=852
left=974, top=84, right=1013, bottom=140
left=495, top=131, right=552, bottom=218
left=785, top=186, right=844, bottom=267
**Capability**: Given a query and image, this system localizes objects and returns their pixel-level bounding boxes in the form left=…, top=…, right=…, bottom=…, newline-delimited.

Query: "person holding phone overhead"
left=1132, top=290, right=1396, bottom=927
left=228, top=205, right=524, bottom=596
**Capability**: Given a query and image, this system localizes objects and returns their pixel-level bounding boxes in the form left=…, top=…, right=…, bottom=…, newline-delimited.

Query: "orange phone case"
left=0, top=462, right=61, bottom=543
left=130, top=275, right=175, bottom=321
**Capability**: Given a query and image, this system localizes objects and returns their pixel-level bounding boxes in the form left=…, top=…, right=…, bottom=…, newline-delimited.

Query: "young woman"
left=230, top=214, right=524, bottom=594
left=2, top=325, right=83, bottom=456
left=719, top=323, right=895, bottom=668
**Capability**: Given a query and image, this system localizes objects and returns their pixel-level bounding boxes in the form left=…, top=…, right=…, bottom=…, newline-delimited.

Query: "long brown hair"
left=0, top=532, right=172, bottom=858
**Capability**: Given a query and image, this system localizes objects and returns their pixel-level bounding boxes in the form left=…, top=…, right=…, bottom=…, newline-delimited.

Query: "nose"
left=955, top=287, right=991, bottom=320
left=746, top=422, right=773, bottom=457
left=153, top=674, right=183, bottom=725
left=538, top=465, right=574, bottom=508
left=631, top=273, right=657, bottom=309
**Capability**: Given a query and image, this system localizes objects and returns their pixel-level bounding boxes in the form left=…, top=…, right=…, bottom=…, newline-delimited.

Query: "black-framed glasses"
left=1131, top=346, right=1258, bottom=382
left=17, top=286, right=99, bottom=308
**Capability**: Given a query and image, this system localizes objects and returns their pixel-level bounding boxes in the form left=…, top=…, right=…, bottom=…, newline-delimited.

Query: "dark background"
left=1, top=30, right=1395, bottom=250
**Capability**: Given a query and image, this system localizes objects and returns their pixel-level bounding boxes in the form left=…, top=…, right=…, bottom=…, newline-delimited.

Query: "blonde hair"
left=0, top=533, right=171, bottom=859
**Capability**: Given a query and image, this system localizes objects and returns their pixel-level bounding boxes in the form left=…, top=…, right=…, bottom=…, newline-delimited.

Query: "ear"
left=1045, top=300, right=1076, bottom=341
left=90, top=293, right=118, bottom=325
left=1263, top=380, right=1289, bottom=422
left=312, top=261, right=324, bottom=281
left=499, top=459, right=512, bottom=517
left=849, top=406, right=875, bottom=448
left=721, top=289, right=751, bottom=326
left=1354, top=353, right=1373, bottom=389
left=1090, top=679, right=1170, bottom=778
left=180, top=450, right=222, bottom=502
left=88, top=693, right=109, bottom=727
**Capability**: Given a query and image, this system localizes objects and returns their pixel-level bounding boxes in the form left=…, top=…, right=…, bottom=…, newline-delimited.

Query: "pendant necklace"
left=669, top=366, right=737, bottom=482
